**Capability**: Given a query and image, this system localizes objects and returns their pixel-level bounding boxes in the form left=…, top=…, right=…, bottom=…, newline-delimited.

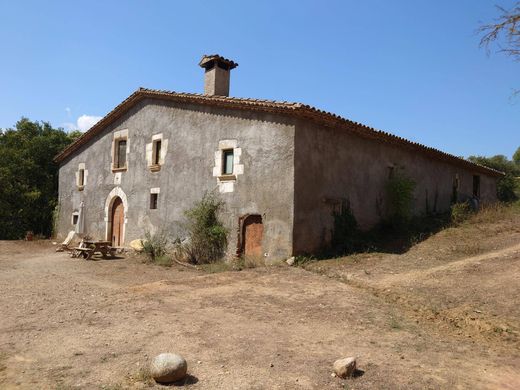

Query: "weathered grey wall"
left=58, top=99, right=296, bottom=261
left=293, top=119, right=498, bottom=254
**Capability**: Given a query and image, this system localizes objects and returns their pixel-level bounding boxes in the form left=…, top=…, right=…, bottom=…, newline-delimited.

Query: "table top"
left=84, top=240, right=111, bottom=245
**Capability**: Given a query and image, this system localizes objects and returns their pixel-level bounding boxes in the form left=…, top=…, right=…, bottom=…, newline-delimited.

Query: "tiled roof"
left=199, top=54, right=238, bottom=69
left=53, top=88, right=504, bottom=177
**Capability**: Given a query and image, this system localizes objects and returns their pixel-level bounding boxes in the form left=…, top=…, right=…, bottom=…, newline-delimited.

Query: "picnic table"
left=72, top=240, right=116, bottom=260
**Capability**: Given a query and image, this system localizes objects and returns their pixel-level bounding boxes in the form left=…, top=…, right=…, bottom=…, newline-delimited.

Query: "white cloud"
left=62, top=115, right=102, bottom=132
left=77, top=115, right=102, bottom=131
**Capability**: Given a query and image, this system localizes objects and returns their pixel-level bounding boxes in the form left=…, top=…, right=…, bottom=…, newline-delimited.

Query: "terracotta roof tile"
left=53, top=88, right=503, bottom=177
left=198, top=54, right=238, bottom=69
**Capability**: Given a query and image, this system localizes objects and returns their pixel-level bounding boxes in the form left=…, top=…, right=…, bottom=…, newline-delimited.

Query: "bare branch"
left=479, top=3, right=520, bottom=95
left=479, top=3, right=520, bottom=60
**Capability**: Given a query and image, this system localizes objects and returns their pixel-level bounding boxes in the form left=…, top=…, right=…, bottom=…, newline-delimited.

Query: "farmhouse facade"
left=54, top=54, right=502, bottom=260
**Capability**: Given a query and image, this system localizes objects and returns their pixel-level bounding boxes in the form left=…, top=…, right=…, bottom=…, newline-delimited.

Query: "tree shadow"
left=313, top=212, right=452, bottom=260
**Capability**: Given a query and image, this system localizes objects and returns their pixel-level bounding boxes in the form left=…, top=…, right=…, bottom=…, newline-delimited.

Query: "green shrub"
left=385, top=170, right=416, bottom=228
left=141, top=230, right=169, bottom=262
left=450, top=202, right=473, bottom=224
left=497, top=173, right=518, bottom=202
left=179, top=192, right=228, bottom=264
left=331, top=199, right=359, bottom=254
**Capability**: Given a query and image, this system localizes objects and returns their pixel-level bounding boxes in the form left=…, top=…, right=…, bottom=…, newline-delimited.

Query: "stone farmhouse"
left=54, top=54, right=502, bottom=261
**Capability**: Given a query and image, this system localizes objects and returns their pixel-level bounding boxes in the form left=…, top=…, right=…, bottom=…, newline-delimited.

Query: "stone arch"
left=104, top=187, right=129, bottom=244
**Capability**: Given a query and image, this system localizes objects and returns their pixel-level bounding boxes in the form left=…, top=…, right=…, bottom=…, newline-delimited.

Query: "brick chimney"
left=199, top=54, right=238, bottom=96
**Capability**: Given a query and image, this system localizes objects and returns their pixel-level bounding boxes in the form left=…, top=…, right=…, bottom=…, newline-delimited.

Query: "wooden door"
left=111, top=197, right=124, bottom=247
left=243, top=215, right=263, bottom=257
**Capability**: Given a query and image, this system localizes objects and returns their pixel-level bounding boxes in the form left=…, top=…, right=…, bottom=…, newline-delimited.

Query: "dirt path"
left=377, top=242, right=520, bottom=286
left=1, top=241, right=519, bottom=389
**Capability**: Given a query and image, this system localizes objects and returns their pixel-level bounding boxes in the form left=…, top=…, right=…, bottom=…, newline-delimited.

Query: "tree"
left=514, top=146, right=520, bottom=165
left=479, top=3, right=520, bottom=92
left=0, top=118, right=78, bottom=239
left=468, top=154, right=519, bottom=202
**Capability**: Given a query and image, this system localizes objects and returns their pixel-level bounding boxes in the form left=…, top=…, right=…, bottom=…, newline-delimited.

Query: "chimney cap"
left=199, top=54, right=238, bottom=70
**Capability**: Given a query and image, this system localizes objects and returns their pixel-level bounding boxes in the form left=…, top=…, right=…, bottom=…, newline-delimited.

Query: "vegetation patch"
left=141, top=230, right=170, bottom=264
left=175, top=192, right=228, bottom=265
left=384, top=169, right=416, bottom=229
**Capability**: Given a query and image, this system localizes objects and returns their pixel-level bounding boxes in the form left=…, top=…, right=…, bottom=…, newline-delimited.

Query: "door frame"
left=104, top=187, right=128, bottom=246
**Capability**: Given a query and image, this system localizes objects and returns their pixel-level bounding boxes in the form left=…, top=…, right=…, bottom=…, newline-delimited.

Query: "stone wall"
left=57, top=98, right=296, bottom=261
left=293, top=119, right=498, bottom=255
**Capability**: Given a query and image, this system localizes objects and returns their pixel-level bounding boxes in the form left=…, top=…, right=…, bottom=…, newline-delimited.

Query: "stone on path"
left=333, top=356, right=357, bottom=378
left=150, top=353, right=187, bottom=383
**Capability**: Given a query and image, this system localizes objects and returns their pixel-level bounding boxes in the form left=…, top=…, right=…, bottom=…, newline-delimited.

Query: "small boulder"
left=333, top=357, right=356, bottom=378
left=150, top=353, right=187, bottom=383
left=286, top=256, right=295, bottom=266
left=130, top=239, right=144, bottom=252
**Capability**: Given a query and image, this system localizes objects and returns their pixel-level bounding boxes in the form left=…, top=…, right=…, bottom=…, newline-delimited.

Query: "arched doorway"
left=241, top=214, right=263, bottom=257
left=110, top=197, right=124, bottom=246
left=104, top=187, right=128, bottom=247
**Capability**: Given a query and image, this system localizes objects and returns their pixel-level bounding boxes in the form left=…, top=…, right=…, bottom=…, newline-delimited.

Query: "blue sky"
left=0, top=0, right=518, bottom=158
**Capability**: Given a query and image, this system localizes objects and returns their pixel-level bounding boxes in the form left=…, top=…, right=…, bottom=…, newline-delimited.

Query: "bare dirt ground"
left=1, top=212, right=520, bottom=390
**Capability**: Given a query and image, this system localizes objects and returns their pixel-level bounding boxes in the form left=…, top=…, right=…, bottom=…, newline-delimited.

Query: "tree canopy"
left=467, top=153, right=520, bottom=202
left=0, top=118, right=79, bottom=239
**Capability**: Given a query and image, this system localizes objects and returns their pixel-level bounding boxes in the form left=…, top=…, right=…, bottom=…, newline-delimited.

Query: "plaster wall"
left=293, top=119, right=498, bottom=254
left=57, top=99, right=295, bottom=260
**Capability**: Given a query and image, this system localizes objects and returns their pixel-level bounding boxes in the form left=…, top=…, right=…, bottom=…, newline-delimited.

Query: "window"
left=150, top=193, right=158, bottom=209
left=473, top=175, right=480, bottom=198
left=72, top=213, right=79, bottom=225
left=114, top=139, right=127, bottom=169
left=222, top=149, right=234, bottom=175
left=152, top=140, right=162, bottom=165
left=78, top=169, right=85, bottom=188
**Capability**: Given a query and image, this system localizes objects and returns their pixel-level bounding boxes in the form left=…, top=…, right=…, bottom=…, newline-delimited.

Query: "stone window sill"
left=149, top=164, right=161, bottom=172
left=218, top=174, right=236, bottom=181
left=112, top=166, right=127, bottom=173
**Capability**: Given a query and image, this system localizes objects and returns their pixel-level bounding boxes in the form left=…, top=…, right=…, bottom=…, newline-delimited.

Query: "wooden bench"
left=71, top=247, right=94, bottom=260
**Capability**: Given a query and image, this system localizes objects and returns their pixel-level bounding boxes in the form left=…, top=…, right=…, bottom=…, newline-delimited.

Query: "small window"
left=153, top=140, right=162, bottom=165
left=78, top=169, right=85, bottom=187
left=72, top=213, right=79, bottom=225
left=150, top=193, right=158, bottom=209
left=114, top=139, right=127, bottom=169
left=473, top=175, right=480, bottom=198
left=222, top=149, right=234, bottom=175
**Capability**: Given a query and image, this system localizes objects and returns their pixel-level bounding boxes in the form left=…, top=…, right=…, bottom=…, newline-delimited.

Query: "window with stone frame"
left=113, top=138, right=127, bottom=170
left=78, top=168, right=85, bottom=188
left=152, top=140, right=162, bottom=166
left=222, top=149, right=234, bottom=175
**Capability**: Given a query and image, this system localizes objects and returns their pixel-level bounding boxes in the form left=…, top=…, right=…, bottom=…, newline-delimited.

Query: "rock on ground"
left=150, top=353, right=187, bottom=383
left=333, top=356, right=356, bottom=378
left=130, top=239, right=144, bottom=252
